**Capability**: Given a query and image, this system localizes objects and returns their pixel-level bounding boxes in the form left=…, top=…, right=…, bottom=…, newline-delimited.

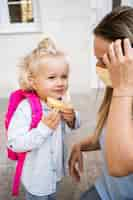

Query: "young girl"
left=69, top=6, right=133, bottom=200
left=7, top=37, right=80, bottom=200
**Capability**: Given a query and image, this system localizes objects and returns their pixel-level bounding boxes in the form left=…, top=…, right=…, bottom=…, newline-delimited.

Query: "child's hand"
left=61, top=107, right=75, bottom=128
left=41, top=110, right=61, bottom=130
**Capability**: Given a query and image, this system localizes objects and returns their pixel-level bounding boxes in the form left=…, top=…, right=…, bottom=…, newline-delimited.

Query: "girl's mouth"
left=54, top=89, right=65, bottom=94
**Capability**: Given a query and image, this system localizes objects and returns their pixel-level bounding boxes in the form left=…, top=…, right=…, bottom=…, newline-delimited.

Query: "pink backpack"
left=5, top=89, right=42, bottom=196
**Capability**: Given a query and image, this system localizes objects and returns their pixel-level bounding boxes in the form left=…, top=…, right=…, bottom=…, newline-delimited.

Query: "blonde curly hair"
left=18, top=37, right=69, bottom=91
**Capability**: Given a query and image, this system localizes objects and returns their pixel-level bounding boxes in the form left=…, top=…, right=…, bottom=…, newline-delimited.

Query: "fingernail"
left=125, top=38, right=130, bottom=43
left=110, top=42, right=114, bottom=48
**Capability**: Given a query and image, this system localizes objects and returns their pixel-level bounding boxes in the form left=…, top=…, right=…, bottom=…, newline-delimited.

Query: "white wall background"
left=0, top=0, right=112, bottom=98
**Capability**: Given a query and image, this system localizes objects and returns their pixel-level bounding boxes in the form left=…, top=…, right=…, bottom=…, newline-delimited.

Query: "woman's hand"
left=103, top=38, right=133, bottom=89
left=68, top=143, right=83, bottom=182
left=41, top=110, right=61, bottom=130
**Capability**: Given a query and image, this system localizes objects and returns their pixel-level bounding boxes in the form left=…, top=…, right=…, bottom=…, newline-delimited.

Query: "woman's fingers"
left=68, top=146, right=83, bottom=182
left=70, top=160, right=81, bottom=182
left=79, top=153, right=83, bottom=173
left=108, top=42, right=116, bottom=64
left=103, top=40, right=124, bottom=67
left=68, top=152, right=75, bottom=176
left=102, top=38, right=133, bottom=88
left=124, top=38, right=132, bottom=57
left=72, top=166, right=81, bottom=182
left=114, top=39, right=124, bottom=61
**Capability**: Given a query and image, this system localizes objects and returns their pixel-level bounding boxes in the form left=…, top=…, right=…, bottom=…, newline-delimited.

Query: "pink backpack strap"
left=10, top=90, right=42, bottom=196
left=12, top=152, right=26, bottom=196
left=25, top=92, right=43, bottom=129
left=5, top=89, right=25, bottom=129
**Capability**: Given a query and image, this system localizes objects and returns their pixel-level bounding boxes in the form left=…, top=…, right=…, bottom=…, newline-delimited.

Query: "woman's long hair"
left=93, top=6, right=133, bottom=141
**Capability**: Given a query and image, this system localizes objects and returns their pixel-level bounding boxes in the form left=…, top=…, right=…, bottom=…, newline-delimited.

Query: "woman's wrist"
left=113, top=87, right=133, bottom=97
left=74, top=142, right=84, bottom=152
left=79, top=140, right=93, bottom=152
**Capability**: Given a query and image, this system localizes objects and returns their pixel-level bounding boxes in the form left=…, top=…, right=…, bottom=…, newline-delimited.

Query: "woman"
left=69, top=6, right=133, bottom=200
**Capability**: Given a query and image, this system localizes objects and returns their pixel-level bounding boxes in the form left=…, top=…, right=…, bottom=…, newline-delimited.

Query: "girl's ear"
left=28, top=73, right=36, bottom=90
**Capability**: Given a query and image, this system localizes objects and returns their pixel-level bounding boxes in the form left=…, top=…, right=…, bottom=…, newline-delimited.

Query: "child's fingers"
left=42, top=110, right=61, bottom=129
left=62, top=107, right=74, bottom=114
left=45, top=116, right=60, bottom=129
left=63, top=116, right=73, bottom=123
left=46, top=110, right=60, bottom=120
left=62, top=110, right=74, bottom=115
left=50, top=114, right=61, bottom=128
left=62, top=112, right=75, bottom=121
left=62, top=109, right=75, bottom=118
left=48, top=112, right=60, bottom=125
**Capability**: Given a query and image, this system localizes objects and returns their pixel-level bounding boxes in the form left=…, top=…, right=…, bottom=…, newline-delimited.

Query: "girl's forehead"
left=39, top=56, right=69, bottom=73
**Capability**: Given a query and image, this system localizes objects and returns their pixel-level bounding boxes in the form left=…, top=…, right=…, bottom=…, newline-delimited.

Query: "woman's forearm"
left=79, top=134, right=100, bottom=152
left=106, top=88, right=133, bottom=176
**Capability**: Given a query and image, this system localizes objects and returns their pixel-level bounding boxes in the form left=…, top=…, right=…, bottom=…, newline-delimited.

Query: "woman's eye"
left=97, top=59, right=106, bottom=67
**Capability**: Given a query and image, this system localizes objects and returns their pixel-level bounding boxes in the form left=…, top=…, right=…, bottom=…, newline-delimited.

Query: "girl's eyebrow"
left=47, top=72, right=56, bottom=75
left=47, top=74, right=56, bottom=77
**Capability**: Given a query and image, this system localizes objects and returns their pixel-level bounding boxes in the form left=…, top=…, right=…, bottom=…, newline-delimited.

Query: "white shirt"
left=7, top=99, right=80, bottom=196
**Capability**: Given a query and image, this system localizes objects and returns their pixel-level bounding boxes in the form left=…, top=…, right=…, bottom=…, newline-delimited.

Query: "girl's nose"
left=56, top=78, right=64, bottom=85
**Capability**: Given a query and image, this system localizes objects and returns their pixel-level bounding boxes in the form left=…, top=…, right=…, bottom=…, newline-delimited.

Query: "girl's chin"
left=47, top=92, right=66, bottom=100
left=54, top=95, right=63, bottom=100
left=54, top=93, right=65, bottom=99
